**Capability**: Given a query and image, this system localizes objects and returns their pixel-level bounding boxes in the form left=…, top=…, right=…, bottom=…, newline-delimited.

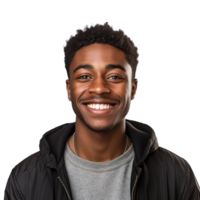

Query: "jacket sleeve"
left=178, top=159, right=200, bottom=200
left=4, top=173, right=23, bottom=200
left=188, top=175, right=200, bottom=200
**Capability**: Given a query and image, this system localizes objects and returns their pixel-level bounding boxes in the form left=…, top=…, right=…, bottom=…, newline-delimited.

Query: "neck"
left=69, top=117, right=131, bottom=162
left=73, top=132, right=128, bottom=162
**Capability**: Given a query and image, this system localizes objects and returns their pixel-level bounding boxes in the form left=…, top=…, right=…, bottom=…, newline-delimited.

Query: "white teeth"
left=87, top=104, right=113, bottom=110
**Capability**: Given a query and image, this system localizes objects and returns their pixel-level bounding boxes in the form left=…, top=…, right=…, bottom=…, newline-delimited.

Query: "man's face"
left=66, top=43, right=137, bottom=132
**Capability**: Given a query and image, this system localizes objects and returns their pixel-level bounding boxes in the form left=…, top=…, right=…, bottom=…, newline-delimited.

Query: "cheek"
left=118, top=82, right=131, bottom=101
left=120, top=82, right=132, bottom=112
left=70, top=83, right=86, bottom=110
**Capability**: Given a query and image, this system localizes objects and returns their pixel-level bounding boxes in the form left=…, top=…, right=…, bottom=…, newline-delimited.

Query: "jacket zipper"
left=58, top=176, right=72, bottom=200
left=131, top=175, right=138, bottom=200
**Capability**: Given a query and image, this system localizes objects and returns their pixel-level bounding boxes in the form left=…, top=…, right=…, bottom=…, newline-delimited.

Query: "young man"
left=4, top=23, right=200, bottom=200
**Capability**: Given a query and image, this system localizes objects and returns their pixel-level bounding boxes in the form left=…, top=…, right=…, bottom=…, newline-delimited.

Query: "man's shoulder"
left=146, top=146, right=193, bottom=176
left=11, top=151, right=44, bottom=177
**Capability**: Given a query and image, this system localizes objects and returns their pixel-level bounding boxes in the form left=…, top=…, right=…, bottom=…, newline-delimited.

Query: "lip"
left=84, top=104, right=116, bottom=115
left=82, top=101, right=117, bottom=105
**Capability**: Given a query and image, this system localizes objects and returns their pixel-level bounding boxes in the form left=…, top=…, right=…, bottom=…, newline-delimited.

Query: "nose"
left=88, top=76, right=110, bottom=94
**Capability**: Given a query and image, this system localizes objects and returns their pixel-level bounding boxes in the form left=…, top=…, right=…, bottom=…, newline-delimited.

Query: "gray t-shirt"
left=64, top=139, right=135, bottom=200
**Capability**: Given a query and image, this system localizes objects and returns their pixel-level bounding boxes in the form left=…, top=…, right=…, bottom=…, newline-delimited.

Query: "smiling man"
left=66, top=43, right=135, bottom=163
left=4, top=23, right=200, bottom=200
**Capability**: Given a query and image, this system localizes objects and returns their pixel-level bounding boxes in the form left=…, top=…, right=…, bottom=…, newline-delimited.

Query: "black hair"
left=64, top=22, right=138, bottom=82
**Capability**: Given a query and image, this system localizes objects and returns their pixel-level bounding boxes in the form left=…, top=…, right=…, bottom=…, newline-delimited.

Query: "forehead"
left=69, top=43, right=128, bottom=70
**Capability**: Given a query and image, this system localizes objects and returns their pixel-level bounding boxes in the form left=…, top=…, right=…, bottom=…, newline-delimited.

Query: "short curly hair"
left=64, top=22, right=139, bottom=82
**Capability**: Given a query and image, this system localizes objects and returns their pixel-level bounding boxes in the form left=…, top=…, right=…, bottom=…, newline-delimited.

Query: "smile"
left=84, top=104, right=116, bottom=114
left=87, top=104, right=113, bottom=110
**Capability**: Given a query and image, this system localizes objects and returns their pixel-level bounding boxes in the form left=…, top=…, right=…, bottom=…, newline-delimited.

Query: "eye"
left=78, top=75, right=122, bottom=79
left=78, top=75, right=91, bottom=79
left=108, top=75, right=122, bottom=79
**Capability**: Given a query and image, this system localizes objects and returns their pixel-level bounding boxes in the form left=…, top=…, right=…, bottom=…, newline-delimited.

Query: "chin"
left=85, top=121, right=114, bottom=133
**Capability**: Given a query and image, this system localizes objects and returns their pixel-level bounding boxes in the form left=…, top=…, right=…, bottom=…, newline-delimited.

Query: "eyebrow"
left=73, top=64, right=126, bottom=73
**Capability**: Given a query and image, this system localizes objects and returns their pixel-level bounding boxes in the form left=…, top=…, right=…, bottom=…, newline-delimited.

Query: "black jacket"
left=4, top=120, right=200, bottom=200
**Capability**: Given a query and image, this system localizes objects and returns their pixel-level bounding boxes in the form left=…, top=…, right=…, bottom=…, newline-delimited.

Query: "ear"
left=131, top=79, right=138, bottom=100
left=66, top=80, right=71, bottom=101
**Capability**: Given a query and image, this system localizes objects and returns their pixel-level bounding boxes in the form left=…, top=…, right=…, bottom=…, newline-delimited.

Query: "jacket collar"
left=40, top=119, right=158, bottom=168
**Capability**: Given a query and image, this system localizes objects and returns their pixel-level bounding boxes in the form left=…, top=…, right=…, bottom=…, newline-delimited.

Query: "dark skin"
left=66, top=43, right=138, bottom=162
